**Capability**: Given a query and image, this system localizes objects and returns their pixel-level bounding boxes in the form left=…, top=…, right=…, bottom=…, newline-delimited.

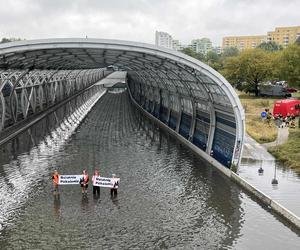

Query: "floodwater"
left=240, top=135, right=300, bottom=218
left=0, top=90, right=299, bottom=249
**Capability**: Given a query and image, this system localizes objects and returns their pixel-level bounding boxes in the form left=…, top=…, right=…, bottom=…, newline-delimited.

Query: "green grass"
left=269, top=127, right=300, bottom=173
left=292, top=91, right=300, bottom=99
left=238, top=90, right=300, bottom=171
left=239, top=93, right=278, bottom=143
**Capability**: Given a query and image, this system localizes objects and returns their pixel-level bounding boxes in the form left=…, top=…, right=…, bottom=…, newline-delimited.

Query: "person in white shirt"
left=80, top=170, right=89, bottom=194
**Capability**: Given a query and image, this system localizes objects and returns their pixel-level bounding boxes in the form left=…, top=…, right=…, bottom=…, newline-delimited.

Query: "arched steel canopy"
left=0, top=38, right=245, bottom=168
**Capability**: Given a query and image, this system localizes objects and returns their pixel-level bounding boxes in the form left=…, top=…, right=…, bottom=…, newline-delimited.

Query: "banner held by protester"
left=93, top=176, right=120, bottom=188
left=59, top=175, right=83, bottom=185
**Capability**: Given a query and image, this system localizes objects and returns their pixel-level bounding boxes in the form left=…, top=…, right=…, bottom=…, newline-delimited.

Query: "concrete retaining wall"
left=128, top=88, right=300, bottom=230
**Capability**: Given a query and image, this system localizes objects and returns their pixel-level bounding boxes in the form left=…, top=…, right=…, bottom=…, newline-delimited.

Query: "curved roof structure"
left=0, top=38, right=245, bottom=168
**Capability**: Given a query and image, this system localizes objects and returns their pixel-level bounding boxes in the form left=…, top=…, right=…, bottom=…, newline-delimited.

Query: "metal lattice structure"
left=0, top=69, right=107, bottom=131
left=0, top=38, right=245, bottom=169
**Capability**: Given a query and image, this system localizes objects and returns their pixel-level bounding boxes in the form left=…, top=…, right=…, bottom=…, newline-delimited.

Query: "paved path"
left=242, top=127, right=289, bottom=161
left=263, top=127, right=289, bottom=148
left=242, top=134, right=274, bottom=161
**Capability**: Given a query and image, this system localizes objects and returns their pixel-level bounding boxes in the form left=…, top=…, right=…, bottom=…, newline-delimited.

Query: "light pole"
left=258, top=155, right=264, bottom=174
left=272, top=161, right=278, bottom=185
left=272, top=127, right=279, bottom=185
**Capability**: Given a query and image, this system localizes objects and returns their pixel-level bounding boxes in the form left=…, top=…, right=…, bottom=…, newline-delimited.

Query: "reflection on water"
left=0, top=91, right=299, bottom=249
left=239, top=158, right=300, bottom=217
left=53, top=194, right=61, bottom=218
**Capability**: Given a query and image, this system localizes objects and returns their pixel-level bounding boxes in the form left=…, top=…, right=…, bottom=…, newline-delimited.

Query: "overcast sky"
left=0, top=0, right=299, bottom=46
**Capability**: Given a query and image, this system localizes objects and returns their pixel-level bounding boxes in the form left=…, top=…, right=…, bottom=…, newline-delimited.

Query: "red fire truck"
left=273, top=99, right=300, bottom=117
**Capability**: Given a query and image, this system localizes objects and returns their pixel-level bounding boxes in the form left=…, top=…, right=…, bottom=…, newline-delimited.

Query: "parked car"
left=286, top=87, right=298, bottom=93
left=273, top=99, right=300, bottom=117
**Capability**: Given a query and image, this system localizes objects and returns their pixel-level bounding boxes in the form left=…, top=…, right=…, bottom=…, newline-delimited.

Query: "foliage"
left=222, top=46, right=239, bottom=57
left=257, top=41, right=283, bottom=51
left=1, top=37, right=23, bottom=43
left=180, top=47, right=238, bottom=72
left=222, top=49, right=274, bottom=95
left=180, top=48, right=205, bottom=61
left=269, top=127, right=300, bottom=173
left=206, top=51, right=223, bottom=71
left=276, top=44, right=300, bottom=88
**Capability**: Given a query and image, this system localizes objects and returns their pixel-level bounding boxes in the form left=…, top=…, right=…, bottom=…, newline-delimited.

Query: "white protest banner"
left=93, top=176, right=120, bottom=188
left=59, top=175, right=83, bottom=185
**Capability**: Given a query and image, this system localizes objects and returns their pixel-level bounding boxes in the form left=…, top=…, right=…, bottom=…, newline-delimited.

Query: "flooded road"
left=0, top=90, right=299, bottom=249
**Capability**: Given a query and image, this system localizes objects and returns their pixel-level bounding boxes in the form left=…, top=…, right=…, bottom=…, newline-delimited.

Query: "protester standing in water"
left=110, top=174, right=118, bottom=196
left=52, top=170, right=60, bottom=195
left=80, top=170, right=89, bottom=194
left=92, top=169, right=100, bottom=196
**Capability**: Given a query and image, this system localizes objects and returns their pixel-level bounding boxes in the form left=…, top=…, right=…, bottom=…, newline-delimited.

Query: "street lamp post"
left=272, top=127, right=279, bottom=185
left=272, top=161, right=278, bottom=185
left=258, top=155, right=264, bottom=174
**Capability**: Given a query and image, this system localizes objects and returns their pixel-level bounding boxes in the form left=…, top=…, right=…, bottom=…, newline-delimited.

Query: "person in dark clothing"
left=110, top=174, right=119, bottom=196
left=92, top=169, right=100, bottom=196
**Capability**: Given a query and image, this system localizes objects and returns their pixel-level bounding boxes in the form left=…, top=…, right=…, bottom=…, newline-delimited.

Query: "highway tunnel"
left=0, top=38, right=245, bottom=170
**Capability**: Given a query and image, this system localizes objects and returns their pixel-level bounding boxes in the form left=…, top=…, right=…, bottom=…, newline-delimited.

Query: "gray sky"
left=0, top=0, right=299, bottom=46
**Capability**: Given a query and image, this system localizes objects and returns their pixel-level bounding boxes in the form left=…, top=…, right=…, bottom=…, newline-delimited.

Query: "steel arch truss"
left=0, top=68, right=106, bottom=131
left=0, top=38, right=245, bottom=169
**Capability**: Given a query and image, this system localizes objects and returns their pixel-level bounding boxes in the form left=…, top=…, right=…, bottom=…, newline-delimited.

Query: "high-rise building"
left=222, top=35, right=267, bottom=50
left=190, top=38, right=212, bottom=55
left=267, top=26, right=300, bottom=48
left=155, top=31, right=173, bottom=49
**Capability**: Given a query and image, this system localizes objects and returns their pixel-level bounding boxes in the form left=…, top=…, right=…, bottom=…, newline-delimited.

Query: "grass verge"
left=238, top=92, right=278, bottom=143
left=268, top=127, right=300, bottom=173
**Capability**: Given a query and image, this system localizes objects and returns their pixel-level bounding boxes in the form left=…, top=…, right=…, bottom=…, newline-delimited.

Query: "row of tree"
left=181, top=41, right=300, bottom=95
left=1, top=37, right=23, bottom=43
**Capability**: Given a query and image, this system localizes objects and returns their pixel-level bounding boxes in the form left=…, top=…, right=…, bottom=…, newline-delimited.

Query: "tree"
left=277, top=44, right=300, bottom=88
left=1, top=37, right=23, bottom=43
left=180, top=47, right=205, bottom=62
left=222, top=49, right=274, bottom=95
left=257, top=41, right=283, bottom=51
left=222, top=46, right=239, bottom=58
left=206, top=51, right=223, bottom=71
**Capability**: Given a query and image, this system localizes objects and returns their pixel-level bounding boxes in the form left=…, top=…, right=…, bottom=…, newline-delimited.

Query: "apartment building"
left=267, top=26, right=300, bottom=47
left=155, top=31, right=173, bottom=49
left=190, top=38, right=212, bottom=55
left=222, top=35, right=267, bottom=50
left=222, top=25, right=300, bottom=50
left=172, top=39, right=185, bottom=51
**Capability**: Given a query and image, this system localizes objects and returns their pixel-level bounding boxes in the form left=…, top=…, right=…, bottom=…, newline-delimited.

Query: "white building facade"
left=155, top=31, right=173, bottom=49
left=190, top=38, right=212, bottom=55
